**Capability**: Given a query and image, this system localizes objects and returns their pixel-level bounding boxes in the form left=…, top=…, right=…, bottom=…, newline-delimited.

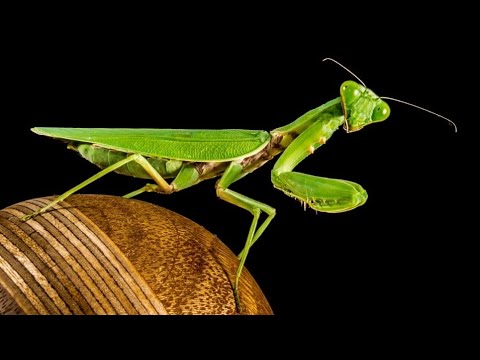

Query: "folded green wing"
left=32, top=128, right=271, bottom=162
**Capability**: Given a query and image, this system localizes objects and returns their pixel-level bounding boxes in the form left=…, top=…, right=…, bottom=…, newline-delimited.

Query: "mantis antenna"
left=323, top=57, right=458, bottom=133
left=380, top=97, right=458, bottom=133
left=322, top=57, right=367, bottom=87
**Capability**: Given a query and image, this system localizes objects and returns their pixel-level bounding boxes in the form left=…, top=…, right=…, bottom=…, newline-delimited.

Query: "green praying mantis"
left=21, top=58, right=457, bottom=309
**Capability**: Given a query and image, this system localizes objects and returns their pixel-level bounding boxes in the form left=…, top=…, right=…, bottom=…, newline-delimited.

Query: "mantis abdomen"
left=71, top=143, right=183, bottom=180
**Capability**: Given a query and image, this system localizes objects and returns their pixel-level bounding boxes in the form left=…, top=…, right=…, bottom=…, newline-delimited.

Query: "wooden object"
left=0, top=195, right=273, bottom=315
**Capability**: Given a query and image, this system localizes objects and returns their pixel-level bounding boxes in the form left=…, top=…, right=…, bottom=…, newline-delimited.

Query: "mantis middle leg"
left=215, top=162, right=276, bottom=308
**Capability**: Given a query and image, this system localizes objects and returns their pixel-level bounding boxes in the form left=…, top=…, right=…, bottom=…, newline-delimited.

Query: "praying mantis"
left=21, top=59, right=457, bottom=309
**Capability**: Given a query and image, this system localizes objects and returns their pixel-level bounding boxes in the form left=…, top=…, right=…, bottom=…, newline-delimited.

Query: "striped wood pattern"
left=0, top=197, right=167, bottom=315
left=0, top=195, right=273, bottom=315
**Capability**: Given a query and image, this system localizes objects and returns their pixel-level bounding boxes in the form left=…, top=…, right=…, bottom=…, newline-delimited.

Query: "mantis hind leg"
left=21, top=154, right=174, bottom=221
left=123, top=163, right=200, bottom=198
left=215, top=162, right=276, bottom=310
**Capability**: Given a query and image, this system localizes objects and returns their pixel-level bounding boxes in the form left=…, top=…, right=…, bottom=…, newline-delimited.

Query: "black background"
left=2, top=5, right=472, bottom=329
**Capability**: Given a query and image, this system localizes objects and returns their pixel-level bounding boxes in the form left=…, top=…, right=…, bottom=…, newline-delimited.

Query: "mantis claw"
left=234, top=288, right=243, bottom=313
left=21, top=211, right=39, bottom=222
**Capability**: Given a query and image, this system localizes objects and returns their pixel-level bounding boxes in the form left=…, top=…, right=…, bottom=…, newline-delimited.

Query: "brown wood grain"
left=0, top=195, right=273, bottom=315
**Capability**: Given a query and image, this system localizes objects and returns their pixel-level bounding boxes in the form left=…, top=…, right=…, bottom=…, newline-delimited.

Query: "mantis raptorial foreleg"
left=215, top=162, right=276, bottom=306
left=21, top=154, right=174, bottom=221
left=271, top=113, right=368, bottom=213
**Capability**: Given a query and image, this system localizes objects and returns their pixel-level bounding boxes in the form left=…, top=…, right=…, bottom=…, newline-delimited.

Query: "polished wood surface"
left=0, top=195, right=273, bottom=315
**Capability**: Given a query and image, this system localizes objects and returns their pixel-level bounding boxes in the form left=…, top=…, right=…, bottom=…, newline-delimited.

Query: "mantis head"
left=340, top=80, right=391, bottom=133
left=325, top=58, right=456, bottom=133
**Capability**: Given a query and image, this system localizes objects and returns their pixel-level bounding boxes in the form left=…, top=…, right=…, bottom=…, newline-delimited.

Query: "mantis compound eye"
left=372, top=100, right=390, bottom=122
left=340, top=80, right=364, bottom=106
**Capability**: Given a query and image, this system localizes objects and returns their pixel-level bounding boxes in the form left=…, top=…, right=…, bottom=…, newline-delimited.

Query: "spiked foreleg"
left=271, top=113, right=368, bottom=212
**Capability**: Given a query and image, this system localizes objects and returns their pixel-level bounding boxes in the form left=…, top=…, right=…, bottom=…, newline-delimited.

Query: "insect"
left=21, top=59, right=456, bottom=309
